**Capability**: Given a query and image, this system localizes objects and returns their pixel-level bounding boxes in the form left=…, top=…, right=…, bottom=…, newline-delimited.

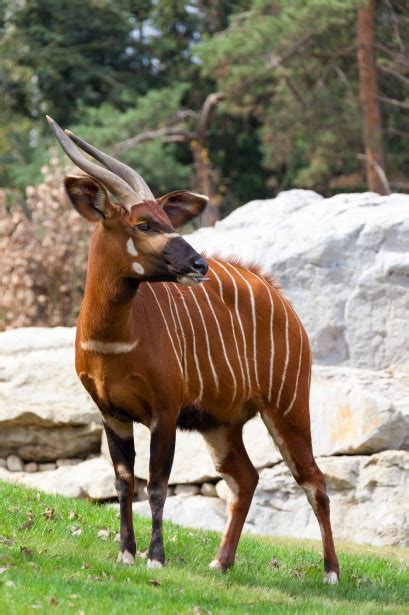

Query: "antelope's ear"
left=158, top=190, right=208, bottom=228
left=64, top=175, right=117, bottom=222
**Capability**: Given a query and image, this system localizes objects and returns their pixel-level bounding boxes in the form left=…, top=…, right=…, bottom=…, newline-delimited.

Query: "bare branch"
left=384, top=0, right=406, bottom=54
left=377, top=64, right=409, bottom=87
left=196, top=92, right=224, bottom=142
left=379, top=95, right=409, bottom=110
left=386, top=127, right=409, bottom=139
left=113, top=127, right=193, bottom=155
left=356, top=153, right=391, bottom=194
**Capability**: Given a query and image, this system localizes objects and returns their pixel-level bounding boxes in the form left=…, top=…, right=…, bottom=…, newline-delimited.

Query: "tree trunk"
left=191, top=140, right=219, bottom=227
left=357, top=0, right=389, bottom=195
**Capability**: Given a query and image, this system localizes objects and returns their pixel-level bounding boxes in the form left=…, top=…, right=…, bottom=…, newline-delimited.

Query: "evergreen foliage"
left=1, top=1, right=408, bottom=204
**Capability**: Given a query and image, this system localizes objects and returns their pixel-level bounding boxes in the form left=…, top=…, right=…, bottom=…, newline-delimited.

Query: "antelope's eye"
left=135, top=221, right=151, bottom=232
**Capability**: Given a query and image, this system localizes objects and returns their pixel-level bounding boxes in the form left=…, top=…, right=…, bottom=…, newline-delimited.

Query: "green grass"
left=0, top=481, right=408, bottom=614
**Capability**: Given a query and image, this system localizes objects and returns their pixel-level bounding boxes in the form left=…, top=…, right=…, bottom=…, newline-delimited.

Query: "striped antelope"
left=47, top=116, right=339, bottom=584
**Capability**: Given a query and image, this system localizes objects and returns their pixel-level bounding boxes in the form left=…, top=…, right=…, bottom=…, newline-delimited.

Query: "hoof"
left=147, top=559, right=163, bottom=569
left=117, top=550, right=135, bottom=565
left=324, top=571, right=339, bottom=584
left=208, top=559, right=223, bottom=571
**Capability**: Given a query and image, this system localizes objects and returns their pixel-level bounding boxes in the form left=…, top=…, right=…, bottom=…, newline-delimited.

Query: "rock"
left=311, top=365, right=408, bottom=455
left=0, top=456, right=116, bottom=500
left=131, top=495, right=227, bottom=531
left=24, top=462, right=38, bottom=473
left=174, top=484, right=200, bottom=496
left=215, top=480, right=229, bottom=503
left=244, top=450, right=409, bottom=547
left=0, top=327, right=102, bottom=461
left=188, top=191, right=409, bottom=370
left=201, top=482, right=217, bottom=497
left=0, top=458, right=6, bottom=468
left=38, top=462, right=57, bottom=472
left=6, top=454, right=24, bottom=472
left=56, top=458, right=82, bottom=467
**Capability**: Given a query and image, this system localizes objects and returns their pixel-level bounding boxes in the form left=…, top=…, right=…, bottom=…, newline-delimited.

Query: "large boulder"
left=0, top=456, right=116, bottom=500
left=240, top=450, right=409, bottom=547
left=130, top=495, right=227, bottom=531
left=311, top=365, right=408, bottom=455
left=0, top=327, right=102, bottom=461
left=188, top=191, right=409, bottom=370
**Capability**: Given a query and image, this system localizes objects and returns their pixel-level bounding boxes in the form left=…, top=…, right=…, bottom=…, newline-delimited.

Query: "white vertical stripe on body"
left=283, top=321, right=303, bottom=416
left=189, top=288, right=219, bottom=393
left=215, top=261, right=252, bottom=394
left=163, top=284, right=183, bottom=358
left=176, top=286, right=204, bottom=401
left=146, top=283, right=183, bottom=377
left=211, top=266, right=246, bottom=402
left=230, top=265, right=260, bottom=391
left=167, top=286, right=189, bottom=385
left=200, top=283, right=237, bottom=403
left=276, top=293, right=290, bottom=409
left=245, top=270, right=275, bottom=401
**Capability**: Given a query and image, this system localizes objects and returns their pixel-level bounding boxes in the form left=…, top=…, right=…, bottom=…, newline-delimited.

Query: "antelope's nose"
left=191, top=257, right=208, bottom=276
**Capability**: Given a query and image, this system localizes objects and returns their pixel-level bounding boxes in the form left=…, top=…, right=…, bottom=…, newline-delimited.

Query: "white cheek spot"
left=163, top=232, right=180, bottom=239
left=132, top=262, right=145, bottom=275
left=126, top=238, right=138, bottom=257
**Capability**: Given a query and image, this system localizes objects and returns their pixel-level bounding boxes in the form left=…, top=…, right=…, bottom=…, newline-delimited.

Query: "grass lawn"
left=0, top=481, right=408, bottom=614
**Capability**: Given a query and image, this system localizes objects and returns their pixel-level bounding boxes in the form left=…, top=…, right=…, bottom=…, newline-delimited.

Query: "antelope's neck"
left=78, top=249, right=138, bottom=348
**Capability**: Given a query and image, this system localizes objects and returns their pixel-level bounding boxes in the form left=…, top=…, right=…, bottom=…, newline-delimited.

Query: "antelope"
left=47, top=115, right=339, bottom=583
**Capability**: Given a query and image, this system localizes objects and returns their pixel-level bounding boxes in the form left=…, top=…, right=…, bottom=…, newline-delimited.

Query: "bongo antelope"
left=47, top=116, right=339, bottom=583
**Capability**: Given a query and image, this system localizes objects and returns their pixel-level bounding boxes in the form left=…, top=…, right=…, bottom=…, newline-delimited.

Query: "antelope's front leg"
left=147, top=420, right=176, bottom=568
left=103, top=418, right=136, bottom=565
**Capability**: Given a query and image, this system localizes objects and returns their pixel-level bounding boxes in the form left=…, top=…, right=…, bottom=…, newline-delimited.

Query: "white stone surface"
left=311, top=365, right=409, bottom=455
left=243, top=450, right=409, bottom=547
left=0, top=456, right=116, bottom=500
left=131, top=495, right=227, bottom=531
left=174, top=484, right=201, bottom=496
left=188, top=190, right=409, bottom=369
left=6, top=454, right=24, bottom=472
left=0, top=327, right=102, bottom=461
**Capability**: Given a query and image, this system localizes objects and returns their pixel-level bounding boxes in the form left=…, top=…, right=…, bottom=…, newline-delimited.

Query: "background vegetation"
left=0, top=0, right=408, bottom=328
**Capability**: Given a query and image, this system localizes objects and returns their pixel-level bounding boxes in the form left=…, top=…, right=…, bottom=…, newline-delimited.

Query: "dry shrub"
left=0, top=149, right=91, bottom=330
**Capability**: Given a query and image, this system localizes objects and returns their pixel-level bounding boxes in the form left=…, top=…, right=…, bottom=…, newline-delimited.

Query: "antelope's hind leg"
left=203, top=425, right=259, bottom=571
left=103, top=418, right=136, bottom=565
left=261, top=405, right=339, bottom=584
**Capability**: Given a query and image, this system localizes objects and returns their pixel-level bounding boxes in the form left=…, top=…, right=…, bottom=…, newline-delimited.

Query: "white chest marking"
left=126, top=238, right=138, bottom=257
left=132, top=262, right=145, bottom=275
left=80, top=340, right=138, bottom=354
